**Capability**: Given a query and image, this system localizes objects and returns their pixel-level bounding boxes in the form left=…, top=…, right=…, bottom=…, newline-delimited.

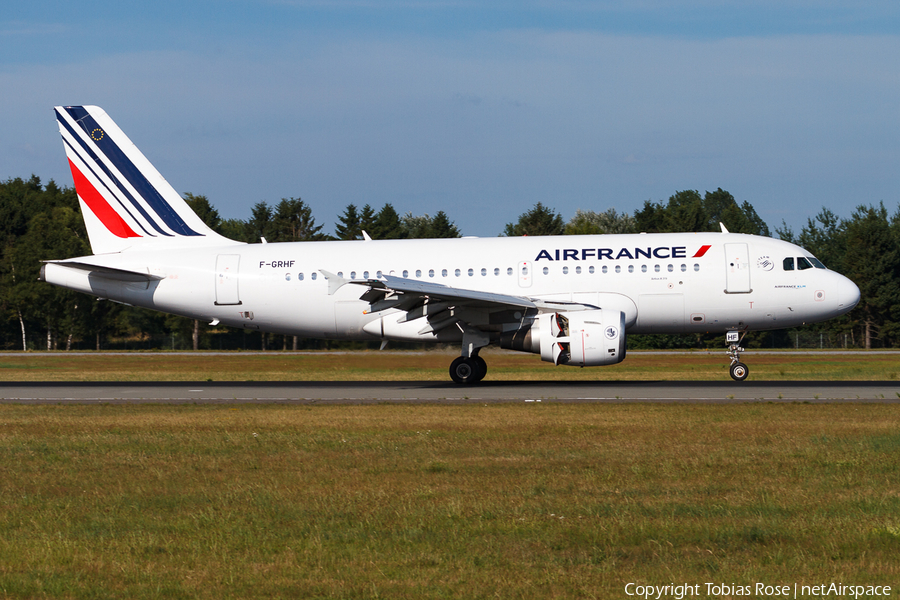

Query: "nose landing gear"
left=726, top=329, right=749, bottom=381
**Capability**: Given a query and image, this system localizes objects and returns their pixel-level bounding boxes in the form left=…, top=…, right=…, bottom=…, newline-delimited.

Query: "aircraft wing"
left=321, top=270, right=598, bottom=333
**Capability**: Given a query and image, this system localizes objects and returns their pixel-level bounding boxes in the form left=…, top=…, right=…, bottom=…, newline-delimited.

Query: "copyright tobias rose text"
left=624, top=583, right=892, bottom=599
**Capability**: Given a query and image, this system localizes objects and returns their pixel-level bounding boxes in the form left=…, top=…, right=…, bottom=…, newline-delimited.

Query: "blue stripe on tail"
left=62, top=106, right=201, bottom=237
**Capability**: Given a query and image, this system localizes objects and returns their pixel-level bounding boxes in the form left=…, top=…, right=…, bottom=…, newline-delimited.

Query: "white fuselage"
left=42, top=232, right=860, bottom=344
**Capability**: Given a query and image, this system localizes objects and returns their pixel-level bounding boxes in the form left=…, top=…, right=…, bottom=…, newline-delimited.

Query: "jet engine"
left=500, top=309, right=626, bottom=367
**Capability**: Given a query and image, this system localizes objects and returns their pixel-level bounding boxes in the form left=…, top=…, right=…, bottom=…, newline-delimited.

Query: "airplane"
left=40, top=106, right=861, bottom=383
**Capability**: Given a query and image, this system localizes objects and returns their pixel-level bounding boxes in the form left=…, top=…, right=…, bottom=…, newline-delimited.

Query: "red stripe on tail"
left=67, top=159, right=140, bottom=238
left=693, top=244, right=712, bottom=258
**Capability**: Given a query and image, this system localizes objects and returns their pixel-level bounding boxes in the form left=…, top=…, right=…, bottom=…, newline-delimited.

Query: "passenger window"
left=542, top=266, right=549, bottom=275
left=468, top=268, right=473, bottom=276
left=428, top=269, right=434, bottom=278
left=797, top=257, right=813, bottom=270
left=299, top=273, right=304, bottom=281
left=563, top=266, right=569, bottom=275
left=575, top=266, right=582, bottom=274
left=416, top=269, right=422, bottom=278
left=602, top=266, right=608, bottom=274
left=402, top=270, right=408, bottom=277
left=589, top=266, right=595, bottom=274
left=311, top=272, right=317, bottom=280
left=667, top=264, right=674, bottom=272
left=481, top=268, right=487, bottom=276
left=507, top=267, right=513, bottom=276
left=681, top=264, right=687, bottom=272
left=494, top=268, right=500, bottom=276
left=285, top=273, right=291, bottom=281
left=351, top=271, right=357, bottom=279
left=615, top=265, right=621, bottom=273
left=641, top=265, right=647, bottom=273
left=454, top=268, right=460, bottom=277
left=693, top=264, right=700, bottom=272
left=442, top=269, right=448, bottom=277
left=783, top=257, right=795, bottom=271
left=654, top=264, right=661, bottom=273
left=363, top=271, right=369, bottom=279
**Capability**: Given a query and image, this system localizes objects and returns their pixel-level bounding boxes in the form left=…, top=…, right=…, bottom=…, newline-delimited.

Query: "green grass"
left=0, top=349, right=898, bottom=381
left=1, top=403, right=899, bottom=598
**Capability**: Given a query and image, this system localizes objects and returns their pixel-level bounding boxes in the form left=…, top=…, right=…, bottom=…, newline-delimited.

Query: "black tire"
left=473, top=355, right=487, bottom=382
left=730, top=362, right=749, bottom=382
left=449, top=356, right=480, bottom=384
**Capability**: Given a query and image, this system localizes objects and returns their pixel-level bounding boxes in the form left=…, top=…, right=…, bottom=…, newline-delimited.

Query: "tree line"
left=1, top=176, right=897, bottom=351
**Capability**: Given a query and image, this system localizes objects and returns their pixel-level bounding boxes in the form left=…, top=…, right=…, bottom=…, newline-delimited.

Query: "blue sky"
left=2, top=1, right=898, bottom=237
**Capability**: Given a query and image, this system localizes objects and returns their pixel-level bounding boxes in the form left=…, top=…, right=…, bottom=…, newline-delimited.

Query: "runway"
left=1, top=380, right=898, bottom=404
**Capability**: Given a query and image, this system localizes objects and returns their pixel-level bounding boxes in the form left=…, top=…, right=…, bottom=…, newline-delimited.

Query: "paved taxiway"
left=1, top=380, right=898, bottom=404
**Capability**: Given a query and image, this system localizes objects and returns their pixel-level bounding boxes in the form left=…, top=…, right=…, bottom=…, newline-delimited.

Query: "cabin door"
left=724, top=243, right=752, bottom=294
left=215, top=254, right=242, bottom=305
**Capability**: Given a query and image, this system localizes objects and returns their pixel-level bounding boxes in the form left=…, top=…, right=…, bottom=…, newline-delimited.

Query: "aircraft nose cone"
left=836, top=275, right=860, bottom=312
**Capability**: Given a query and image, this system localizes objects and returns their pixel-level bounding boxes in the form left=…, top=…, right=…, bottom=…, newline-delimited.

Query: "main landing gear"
left=449, top=325, right=490, bottom=384
left=726, top=329, right=749, bottom=382
left=449, top=353, right=487, bottom=384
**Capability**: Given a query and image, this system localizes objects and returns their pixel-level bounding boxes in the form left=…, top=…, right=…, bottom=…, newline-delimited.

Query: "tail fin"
left=55, top=106, right=240, bottom=254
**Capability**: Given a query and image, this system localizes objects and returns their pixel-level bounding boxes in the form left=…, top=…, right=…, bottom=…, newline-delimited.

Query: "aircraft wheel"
left=473, top=355, right=487, bottom=382
left=730, top=362, right=749, bottom=382
left=450, top=356, right=481, bottom=384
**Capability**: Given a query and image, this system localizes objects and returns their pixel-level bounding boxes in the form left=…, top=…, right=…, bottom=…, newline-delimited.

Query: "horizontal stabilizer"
left=41, top=260, right=164, bottom=282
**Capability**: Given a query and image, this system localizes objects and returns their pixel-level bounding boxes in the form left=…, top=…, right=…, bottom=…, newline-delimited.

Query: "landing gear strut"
left=449, top=325, right=489, bottom=384
left=449, top=354, right=487, bottom=384
left=726, top=329, right=749, bottom=382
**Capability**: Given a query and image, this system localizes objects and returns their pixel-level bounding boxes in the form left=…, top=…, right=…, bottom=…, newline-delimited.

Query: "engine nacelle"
left=500, top=309, right=626, bottom=367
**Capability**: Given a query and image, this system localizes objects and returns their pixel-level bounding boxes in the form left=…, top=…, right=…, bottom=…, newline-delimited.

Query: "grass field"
left=1, top=403, right=899, bottom=599
left=0, top=349, right=898, bottom=381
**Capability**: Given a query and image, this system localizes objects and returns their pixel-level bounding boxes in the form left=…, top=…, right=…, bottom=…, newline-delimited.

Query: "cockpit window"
left=784, top=256, right=826, bottom=271
left=808, top=257, right=826, bottom=269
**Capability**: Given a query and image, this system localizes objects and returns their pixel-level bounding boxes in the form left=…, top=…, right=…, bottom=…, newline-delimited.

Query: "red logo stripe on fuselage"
left=693, top=244, right=712, bottom=258
left=67, top=159, right=140, bottom=238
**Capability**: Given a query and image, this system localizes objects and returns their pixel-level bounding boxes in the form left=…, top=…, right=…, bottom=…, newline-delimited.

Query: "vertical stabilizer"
left=54, top=106, right=241, bottom=254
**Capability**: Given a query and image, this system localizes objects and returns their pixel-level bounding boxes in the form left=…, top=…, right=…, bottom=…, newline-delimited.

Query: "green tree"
left=429, top=211, right=461, bottom=238
left=841, top=204, right=900, bottom=348
left=335, top=204, right=362, bottom=240
left=245, top=201, right=274, bottom=243
left=634, top=189, right=769, bottom=235
left=370, top=204, right=406, bottom=240
left=565, top=208, right=636, bottom=235
left=400, top=211, right=462, bottom=239
left=359, top=204, right=376, bottom=237
left=183, top=193, right=222, bottom=231
left=503, top=202, right=565, bottom=236
left=271, top=197, right=326, bottom=242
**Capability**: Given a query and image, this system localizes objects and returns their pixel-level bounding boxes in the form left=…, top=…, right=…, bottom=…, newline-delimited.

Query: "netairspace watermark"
left=624, top=583, right=892, bottom=599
